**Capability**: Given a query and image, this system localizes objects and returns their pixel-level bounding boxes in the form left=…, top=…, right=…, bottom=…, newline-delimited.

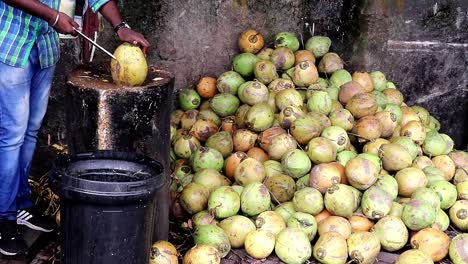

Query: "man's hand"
left=117, top=28, right=151, bottom=55
left=51, top=12, right=80, bottom=36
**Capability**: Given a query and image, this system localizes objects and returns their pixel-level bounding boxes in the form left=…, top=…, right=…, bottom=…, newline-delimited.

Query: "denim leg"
left=0, top=63, right=32, bottom=220
left=16, top=63, right=55, bottom=210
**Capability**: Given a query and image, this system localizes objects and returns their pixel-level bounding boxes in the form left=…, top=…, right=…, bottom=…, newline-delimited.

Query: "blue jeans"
left=0, top=46, right=55, bottom=220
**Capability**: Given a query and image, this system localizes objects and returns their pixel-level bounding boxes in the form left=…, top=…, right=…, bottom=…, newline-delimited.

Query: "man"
left=0, top=0, right=150, bottom=256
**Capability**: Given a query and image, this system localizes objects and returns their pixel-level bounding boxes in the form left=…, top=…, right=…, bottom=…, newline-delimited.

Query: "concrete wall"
left=347, top=0, right=468, bottom=149
left=32, top=0, right=467, bottom=175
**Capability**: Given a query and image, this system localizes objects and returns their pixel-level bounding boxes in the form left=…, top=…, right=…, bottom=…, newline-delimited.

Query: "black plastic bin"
left=49, top=151, right=164, bottom=264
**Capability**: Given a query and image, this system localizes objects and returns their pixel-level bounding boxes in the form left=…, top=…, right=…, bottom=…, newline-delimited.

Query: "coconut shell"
left=383, top=88, right=404, bottom=105
left=183, top=245, right=221, bottom=264
left=256, top=48, right=273, bottom=61
left=268, top=133, right=297, bottom=160
left=339, top=81, right=365, bottom=105
left=180, top=183, right=210, bottom=214
left=276, top=228, right=312, bottom=264
left=313, top=231, right=348, bottom=264
left=432, top=155, right=456, bottom=181
left=352, top=72, right=374, bottom=92
left=379, top=143, right=413, bottom=171
left=234, top=158, right=266, bottom=186
left=220, top=116, right=236, bottom=134
left=345, top=157, right=379, bottom=190
left=400, top=106, right=421, bottom=127
left=233, top=129, right=257, bottom=152
left=345, top=93, right=378, bottom=118
left=449, top=200, right=468, bottom=231
left=349, top=216, right=374, bottom=232
left=150, top=241, right=178, bottom=264
left=111, top=43, right=148, bottom=87
left=268, top=78, right=295, bottom=93
left=290, top=115, right=322, bottom=144
left=449, top=151, right=468, bottom=170
left=309, top=163, right=343, bottom=194
left=411, top=227, right=450, bottom=261
left=225, top=152, right=248, bottom=180
left=247, top=147, right=269, bottom=163
left=292, top=60, right=319, bottom=87
left=375, top=111, right=398, bottom=138
left=180, top=110, right=199, bottom=130
left=294, top=50, right=315, bottom=66
left=265, top=174, right=296, bottom=203
left=318, top=52, right=344, bottom=74
left=373, top=216, right=409, bottom=252
left=196, top=77, right=217, bottom=99
left=400, top=121, right=426, bottom=145
left=315, top=210, right=332, bottom=223
left=258, top=126, right=287, bottom=151
left=254, top=60, right=278, bottom=85
left=238, top=29, right=264, bottom=54
left=245, top=230, right=276, bottom=259
left=347, top=232, right=381, bottom=264
left=449, top=233, right=468, bottom=264
left=363, top=138, right=391, bottom=155
left=271, top=47, right=295, bottom=70
left=395, top=167, right=427, bottom=197
left=395, top=249, right=434, bottom=264
left=219, top=215, right=256, bottom=249
left=318, top=216, right=352, bottom=239
left=352, top=116, right=382, bottom=142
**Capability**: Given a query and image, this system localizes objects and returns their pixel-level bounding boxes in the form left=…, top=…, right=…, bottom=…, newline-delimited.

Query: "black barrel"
left=65, top=65, right=174, bottom=241
left=49, top=151, right=164, bottom=264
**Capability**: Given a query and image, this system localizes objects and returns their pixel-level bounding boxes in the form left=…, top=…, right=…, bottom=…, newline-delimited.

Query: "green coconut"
left=232, top=52, right=260, bottom=77
left=361, top=186, right=393, bottom=220
left=372, top=216, right=409, bottom=251
left=449, top=200, right=468, bottom=231
left=245, top=102, right=274, bottom=132
left=428, top=180, right=457, bottom=210
left=281, top=149, right=312, bottom=178
left=276, top=228, right=312, bottom=264
left=370, top=71, right=387, bottom=92
left=274, top=32, right=300, bottom=52
left=293, top=187, right=324, bottom=216
left=347, top=231, right=381, bottom=264
left=178, top=89, right=201, bottom=110
left=193, top=224, right=231, bottom=257
left=305, top=36, right=331, bottom=58
left=307, top=90, right=332, bottom=115
left=401, top=199, right=436, bottom=231
left=286, top=212, right=318, bottom=241
left=449, top=233, right=468, bottom=264
left=216, top=70, right=245, bottom=94
left=330, top=69, right=352, bottom=88
left=313, top=231, right=348, bottom=264
left=240, top=182, right=271, bottom=216
left=210, top=93, right=240, bottom=117
left=208, top=186, right=240, bottom=219
left=395, top=249, right=434, bottom=264
left=324, top=184, right=356, bottom=217
left=219, top=215, right=256, bottom=248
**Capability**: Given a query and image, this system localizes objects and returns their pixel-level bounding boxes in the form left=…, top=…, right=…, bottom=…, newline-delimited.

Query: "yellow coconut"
left=150, top=241, right=178, bottom=264
left=111, top=42, right=148, bottom=87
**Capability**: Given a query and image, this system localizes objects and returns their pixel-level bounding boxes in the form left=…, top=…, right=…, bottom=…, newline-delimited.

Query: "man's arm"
left=5, top=0, right=150, bottom=53
left=3, top=0, right=79, bottom=35
left=97, top=1, right=151, bottom=54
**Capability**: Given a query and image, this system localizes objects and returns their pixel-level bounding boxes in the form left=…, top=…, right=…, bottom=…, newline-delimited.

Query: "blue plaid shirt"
left=0, top=0, right=108, bottom=69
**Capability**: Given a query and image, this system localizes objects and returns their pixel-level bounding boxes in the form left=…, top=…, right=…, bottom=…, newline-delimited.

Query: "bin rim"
left=49, top=150, right=166, bottom=200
